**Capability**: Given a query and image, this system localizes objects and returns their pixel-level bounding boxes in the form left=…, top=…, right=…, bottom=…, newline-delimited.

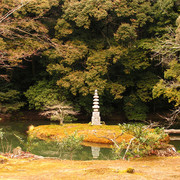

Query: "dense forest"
left=0, top=0, right=179, bottom=124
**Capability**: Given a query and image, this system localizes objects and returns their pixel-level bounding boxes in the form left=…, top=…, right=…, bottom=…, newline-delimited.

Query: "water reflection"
left=91, top=146, right=100, bottom=159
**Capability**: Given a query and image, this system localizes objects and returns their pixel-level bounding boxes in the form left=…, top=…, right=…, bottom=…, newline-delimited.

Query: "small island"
left=0, top=0, right=180, bottom=179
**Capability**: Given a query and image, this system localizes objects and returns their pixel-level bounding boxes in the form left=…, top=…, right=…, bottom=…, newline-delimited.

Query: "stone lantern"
left=91, top=89, right=101, bottom=125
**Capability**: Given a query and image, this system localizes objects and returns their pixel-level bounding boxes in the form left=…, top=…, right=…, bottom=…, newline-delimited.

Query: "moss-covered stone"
left=0, top=155, right=8, bottom=164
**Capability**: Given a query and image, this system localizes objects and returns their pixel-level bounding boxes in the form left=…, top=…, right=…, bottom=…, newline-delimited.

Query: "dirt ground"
left=0, top=156, right=180, bottom=180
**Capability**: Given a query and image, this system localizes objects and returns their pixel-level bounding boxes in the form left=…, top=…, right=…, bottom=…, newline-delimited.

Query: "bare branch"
left=151, top=30, right=180, bottom=65
left=123, top=137, right=136, bottom=160
left=93, top=131, right=124, bottom=149
left=158, top=107, right=180, bottom=128
left=0, top=1, right=29, bottom=23
left=142, top=120, right=160, bottom=128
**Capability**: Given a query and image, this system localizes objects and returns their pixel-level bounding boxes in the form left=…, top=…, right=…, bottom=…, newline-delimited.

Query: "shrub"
left=56, top=131, right=84, bottom=160
left=0, top=128, right=12, bottom=153
left=112, top=123, right=168, bottom=160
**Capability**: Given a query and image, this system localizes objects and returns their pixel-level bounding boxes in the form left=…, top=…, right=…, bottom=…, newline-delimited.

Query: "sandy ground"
left=0, top=156, right=180, bottom=180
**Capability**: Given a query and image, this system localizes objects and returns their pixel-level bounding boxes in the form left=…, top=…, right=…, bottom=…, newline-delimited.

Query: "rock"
left=0, top=155, right=8, bottom=163
left=13, top=146, right=22, bottom=155
left=126, top=167, right=135, bottom=173
left=155, top=145, right=178, bottom=156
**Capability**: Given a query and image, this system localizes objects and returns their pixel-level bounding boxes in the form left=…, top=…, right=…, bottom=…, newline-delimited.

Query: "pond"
left=0, top=120, right=179, bottom=160
left=169, top=136, right=180, bottom=151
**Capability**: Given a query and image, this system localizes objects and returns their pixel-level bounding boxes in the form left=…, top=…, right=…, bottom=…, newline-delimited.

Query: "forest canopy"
left=0, top=0, right=179, bottom=123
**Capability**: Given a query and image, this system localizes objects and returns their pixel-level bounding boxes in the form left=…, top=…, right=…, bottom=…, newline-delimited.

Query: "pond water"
left=0, top=120, right=179, bottom=160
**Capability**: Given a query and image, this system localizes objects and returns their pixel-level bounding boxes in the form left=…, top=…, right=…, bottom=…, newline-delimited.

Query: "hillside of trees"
left=0, top=0, right=179, bottom=124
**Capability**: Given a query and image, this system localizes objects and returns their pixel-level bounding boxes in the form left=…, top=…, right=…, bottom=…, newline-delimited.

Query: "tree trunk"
left=60, top=119, right=63, bottom=125
left=164, top=129, right=180, bottom=134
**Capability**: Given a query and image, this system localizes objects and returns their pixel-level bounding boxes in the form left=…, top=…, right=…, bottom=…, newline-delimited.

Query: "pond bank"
left=0, top=156, right=180, bottom=179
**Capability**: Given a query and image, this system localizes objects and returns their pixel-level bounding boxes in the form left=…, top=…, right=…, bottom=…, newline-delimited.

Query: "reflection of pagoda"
left=91, top=89, right=101, bottom=125
left=91, top=146, right=100, bottom=159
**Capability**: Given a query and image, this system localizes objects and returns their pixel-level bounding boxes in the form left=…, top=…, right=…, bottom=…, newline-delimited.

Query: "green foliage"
left=109, top=83, right=126, bottom=100
left=55, top=19, right=73, bottom=38
left=150, top=0, right=178, bottom=35
left=12, top=0, right=59, bottom=17
left=153, top=70, right=180, bottom=107
left=124, top=94, right=148, bottom=121
left=24, top=80, right=66, bottom=110
left=136, top=72, right=159, bottom=102
left=64, top=115, right=78, bottom=123
left=46, top=0, right=176, bottom=117
left=56, top=131, right=84, bottom=160
left=119, top=123, right=145, bottom=137
left=152, top=16, right=180, bottom=108
left=112, top=123, right=167, bottom=160
left=0, top=90, right=24, bottom=113
left=0, top=128, right=12, bottom=153
left=14, top=133, right=38, bottom=152
left=1, top=0, right=179, bottom=121
left=114, top=23, right=137, bottom=43
left=114, top=0, right=153, bottom=28
left=63, top=0, right=113, bottom=29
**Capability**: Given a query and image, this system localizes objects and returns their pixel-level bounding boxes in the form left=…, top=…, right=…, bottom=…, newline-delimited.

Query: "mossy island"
left=28, top=123, right=176, bottom=159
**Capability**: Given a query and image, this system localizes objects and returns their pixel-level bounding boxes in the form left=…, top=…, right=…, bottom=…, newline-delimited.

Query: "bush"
left=0, top=90, right=24, bottom=113
left=56, top=131, right=84, bottom=160
left=112, top=123, right=168, bottom=160
left=24, top=80, right=66, bottom=110
left=123, top=95, right=148, bottom=121
left=0, top=128, right=12, bottom=153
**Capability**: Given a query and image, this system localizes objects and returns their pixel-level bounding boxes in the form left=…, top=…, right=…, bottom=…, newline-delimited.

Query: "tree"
left=0, top=0, right=179, bottom=122
left=40, top=102, right=78, bottom=125
left=0, top=0, right=59, bottom=113
left=152, top=15, right=180, bottom=125
left=0, top=0, right=56, bottom=72
left=42, top=0, right=178, bottom=120
left=24, top=80, right=67, bottom=110
left=0, top=90, right=24, bottom=113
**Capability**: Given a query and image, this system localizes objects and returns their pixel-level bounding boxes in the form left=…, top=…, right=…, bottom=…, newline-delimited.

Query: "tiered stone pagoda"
left=91, top=89, right=101, bottom=125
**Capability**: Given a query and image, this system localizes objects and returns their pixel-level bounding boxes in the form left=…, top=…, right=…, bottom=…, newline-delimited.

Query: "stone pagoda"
left=91, top=89, right=101, bottom=125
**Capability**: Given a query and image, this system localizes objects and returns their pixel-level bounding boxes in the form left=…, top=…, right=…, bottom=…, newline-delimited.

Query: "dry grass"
left=0, top=156, right=180, bottom=179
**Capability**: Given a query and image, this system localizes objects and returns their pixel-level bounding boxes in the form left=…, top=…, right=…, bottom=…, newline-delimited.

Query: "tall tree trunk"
left=32, top=59, right=35, bottom=78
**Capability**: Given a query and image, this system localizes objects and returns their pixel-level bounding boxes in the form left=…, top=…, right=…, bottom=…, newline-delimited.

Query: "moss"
left=118, top=167, right=135, bottom=174
left=28, top=123, right=169, bottom=146
left=126, top=167, right=135, bottom=173
left=0, top=155, right=8, bottom=164
left=28, top=124, right=134, bottom=144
